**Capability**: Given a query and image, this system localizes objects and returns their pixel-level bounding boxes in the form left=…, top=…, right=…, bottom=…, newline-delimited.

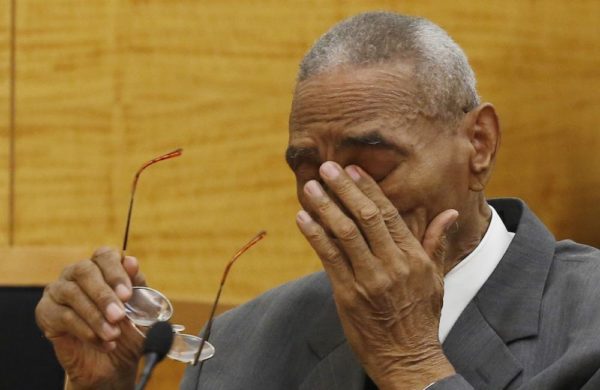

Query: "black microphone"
left=134, top=321, right=174, bottom=390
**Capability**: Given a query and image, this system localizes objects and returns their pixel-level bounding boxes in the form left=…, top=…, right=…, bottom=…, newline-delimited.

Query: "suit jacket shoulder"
left=180, top=272, right=336, bottom=390
left=182, top=199, right=600, bottom=390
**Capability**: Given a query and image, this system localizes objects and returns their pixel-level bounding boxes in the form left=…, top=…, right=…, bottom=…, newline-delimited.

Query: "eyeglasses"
left=120, top=149, right=266, bottom=364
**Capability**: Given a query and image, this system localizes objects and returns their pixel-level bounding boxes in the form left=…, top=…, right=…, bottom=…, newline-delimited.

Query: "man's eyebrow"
left=285, top=146, right=319, bottom=169
left=338, top=130, right=406, bottom=154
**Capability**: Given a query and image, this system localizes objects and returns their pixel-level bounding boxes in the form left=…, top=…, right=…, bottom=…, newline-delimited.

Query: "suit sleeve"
left=428, top=375, right=474, bottom=390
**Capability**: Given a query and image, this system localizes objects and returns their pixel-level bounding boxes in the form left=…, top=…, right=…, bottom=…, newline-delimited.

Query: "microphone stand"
left=134, top=321, right=174, bottom=390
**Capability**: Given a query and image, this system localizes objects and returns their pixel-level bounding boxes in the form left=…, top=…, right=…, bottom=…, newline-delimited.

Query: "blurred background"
left=0, top=1, right=598, bottom=388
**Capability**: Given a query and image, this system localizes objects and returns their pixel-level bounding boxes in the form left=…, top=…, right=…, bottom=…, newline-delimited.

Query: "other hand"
left=35, top=247, right=147, bottom=390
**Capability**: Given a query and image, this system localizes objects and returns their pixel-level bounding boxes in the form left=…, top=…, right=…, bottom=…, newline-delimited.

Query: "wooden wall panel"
left=0, top=1, right=8, bottom=246
left=7, top=0, right=600, bottom=310
left=14, top=0, right=120, bottom=247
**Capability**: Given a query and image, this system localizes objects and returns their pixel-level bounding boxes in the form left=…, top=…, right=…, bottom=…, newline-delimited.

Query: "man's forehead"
left=290, top=121, right=401, bottom=142
left=292, top=63, right=416, bottom=101
left=288, top=99, right=422, bottom=147
left=289, top=64, right=422, bottom=133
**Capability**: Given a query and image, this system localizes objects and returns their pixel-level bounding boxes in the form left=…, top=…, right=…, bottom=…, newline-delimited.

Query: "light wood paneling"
left=0, top=246, right=89, bottom=284
left=7, top=0, right=600, bottom=310
left=0, top=1, right=9, bottom=246
left=14, top=0, right=120, bottom=250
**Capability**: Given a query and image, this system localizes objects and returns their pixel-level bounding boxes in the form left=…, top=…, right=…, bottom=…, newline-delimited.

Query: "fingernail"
left=444, top=211, right=459, bottom=231
left=345, top=166, right=361, bottom=181
left=320, top=162, right=339, bottom=179
left=115, top=284, right=130, bottom=300
left=296, top=210, right=312, bottom=224
left=102, top=322, right=120, bottom=339
left=305, top=180, right=323, bottom=197
left=123, top=256, right=138, bottom=267
left=106, top=302, right=125, bottom=322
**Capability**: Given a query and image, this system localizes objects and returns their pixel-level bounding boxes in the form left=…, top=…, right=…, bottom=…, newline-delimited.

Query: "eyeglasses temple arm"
left=192, top=230, right=267, bottom=366
left=121, top=148, right=183, bottom=258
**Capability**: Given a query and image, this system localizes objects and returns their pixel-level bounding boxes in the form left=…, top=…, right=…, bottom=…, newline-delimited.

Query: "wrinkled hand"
left=35, top=248, right=147, bottom=390
left=296, top=162, right=459, bottom=390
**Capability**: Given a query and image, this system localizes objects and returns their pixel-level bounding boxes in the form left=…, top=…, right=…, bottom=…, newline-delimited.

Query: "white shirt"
left=438, top=206, right=515, bottom=343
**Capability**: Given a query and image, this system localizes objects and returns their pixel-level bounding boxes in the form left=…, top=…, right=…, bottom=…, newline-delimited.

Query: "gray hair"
left=298, top=11, right=480, bottom=121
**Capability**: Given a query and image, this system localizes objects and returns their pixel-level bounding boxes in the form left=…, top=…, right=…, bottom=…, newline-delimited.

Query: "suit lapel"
left=442, top=199, right=556, bottom=389
left=479, top=199, right=555, bottom=343
left=443, top=301, right=523, bottom=388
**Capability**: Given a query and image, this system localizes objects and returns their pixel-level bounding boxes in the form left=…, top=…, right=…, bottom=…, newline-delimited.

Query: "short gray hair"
left=298, top=11, right=480, bottom=121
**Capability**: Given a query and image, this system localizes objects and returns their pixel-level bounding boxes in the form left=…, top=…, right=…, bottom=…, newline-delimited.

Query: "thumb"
left=422, top=209, right=459, bottom=271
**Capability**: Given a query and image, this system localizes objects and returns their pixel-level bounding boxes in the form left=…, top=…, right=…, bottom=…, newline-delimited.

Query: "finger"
left=303, top=180, right=377, bottom=277
left=36, top=294, right=106, bottom=349
left=91, top=247, right=132, bottom=301
left=46, top=281, right=121, bottom=341
left=122, top=256, right=147, bottom=287
left=296, top=209, right=354, bottom=287
left=102, top=340, right=118, bottom=352
left=422, top=209, right=459, bottom=271
left=62, top=260, right=126, bottom=324
left=345, top=165, right=416, bottom=247
left=319, top=162, right=398, bottom=258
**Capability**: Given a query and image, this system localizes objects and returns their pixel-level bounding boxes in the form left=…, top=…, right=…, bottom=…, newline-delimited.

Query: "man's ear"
left=463, top=103, right=500, bottom=191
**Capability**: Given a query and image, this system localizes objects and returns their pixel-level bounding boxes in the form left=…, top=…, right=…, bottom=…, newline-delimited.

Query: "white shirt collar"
left=438, top=205, right=515, bottom=343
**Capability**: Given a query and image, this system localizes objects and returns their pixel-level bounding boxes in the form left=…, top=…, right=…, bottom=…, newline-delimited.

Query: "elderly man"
left=36, top=11, right=600, bottom=390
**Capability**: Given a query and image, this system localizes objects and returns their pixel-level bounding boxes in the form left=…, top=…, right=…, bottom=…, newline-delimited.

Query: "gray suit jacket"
left=181, top=199, right=600, bottom=389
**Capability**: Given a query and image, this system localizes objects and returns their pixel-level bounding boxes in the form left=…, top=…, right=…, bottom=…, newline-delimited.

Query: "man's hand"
left=35, top=248, right=147, bottom=390
left=295, top=162, right=459, bottom=390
